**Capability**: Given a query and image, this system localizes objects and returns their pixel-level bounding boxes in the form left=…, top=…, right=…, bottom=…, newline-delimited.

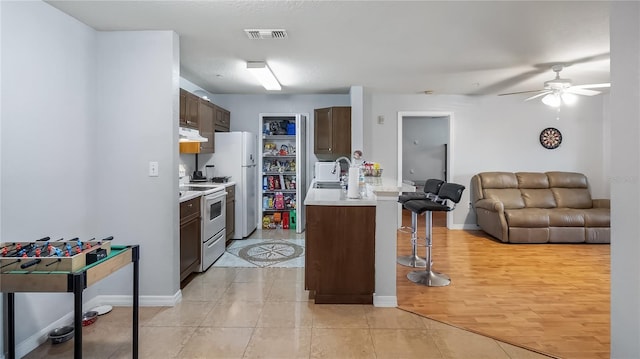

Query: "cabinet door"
left=226, top=199, right=235, bottom=242
left=185, top=92, right=200, bottom=129
left=215, top=105, right=231, bottom=132
left=331, top=107, right=352, bottom=156
left=179, top=89, right=188, bottom=127
left=305, top=205, right=375, bottom=303
left=180, top=217, right=201, bottom=281
left=314, top=107, right=332, bottom=154
left=198, top=100, right=215, bottom=153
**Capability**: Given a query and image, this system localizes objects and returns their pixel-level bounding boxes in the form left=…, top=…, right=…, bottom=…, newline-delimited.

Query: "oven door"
left=203, top=191, right=226, bottom=241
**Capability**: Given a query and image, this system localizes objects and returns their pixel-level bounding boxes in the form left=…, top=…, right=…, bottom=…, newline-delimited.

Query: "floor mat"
left=212, top=238, right=305, bottom=268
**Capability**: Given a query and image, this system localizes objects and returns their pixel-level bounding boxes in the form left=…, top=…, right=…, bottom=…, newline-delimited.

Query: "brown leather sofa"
left=471, top=172, right=610, bottom=243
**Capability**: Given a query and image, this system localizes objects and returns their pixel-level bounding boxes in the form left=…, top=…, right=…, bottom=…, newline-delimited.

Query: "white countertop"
left=304, top=177, right=404, bottom=206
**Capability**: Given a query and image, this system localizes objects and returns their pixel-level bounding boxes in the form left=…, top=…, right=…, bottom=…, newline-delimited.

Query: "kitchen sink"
left=313, top=181, right=343, bottom=189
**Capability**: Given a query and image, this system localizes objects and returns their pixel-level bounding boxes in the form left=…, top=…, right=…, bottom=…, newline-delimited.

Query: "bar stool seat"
left=397, top=179, right=444, bottom=268
left=404, top=182, right=465, bottom=287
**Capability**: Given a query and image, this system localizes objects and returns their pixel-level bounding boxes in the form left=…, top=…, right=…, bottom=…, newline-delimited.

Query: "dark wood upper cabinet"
left=215, top=105, right=231, bottom=132
left=198, top=100, right=215, bottom=153
left=180, top=88, right=232, bottom=153
left=314, top=106, right=351, bottom=156
left=179, top=89, right=188, bottom=127
left=179, top=89, right=200, bottom=129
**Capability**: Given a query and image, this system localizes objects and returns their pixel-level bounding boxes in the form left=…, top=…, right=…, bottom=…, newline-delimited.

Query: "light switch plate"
left=149, top=161, right=159, bottom=177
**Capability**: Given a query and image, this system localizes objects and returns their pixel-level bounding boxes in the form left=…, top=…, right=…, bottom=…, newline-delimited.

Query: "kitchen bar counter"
left=304, top=177, right=406, bottom=307
left=303, top=177, right=402, bottom=206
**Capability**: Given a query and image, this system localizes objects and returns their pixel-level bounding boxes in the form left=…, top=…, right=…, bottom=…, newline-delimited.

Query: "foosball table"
left=0, top=236, right=140, bottom=359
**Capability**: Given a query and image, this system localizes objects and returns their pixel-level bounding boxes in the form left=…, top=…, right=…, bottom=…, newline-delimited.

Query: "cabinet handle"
left=329, top=147, right=332, bottom=151
left=188, top=204, right=192, bottom=207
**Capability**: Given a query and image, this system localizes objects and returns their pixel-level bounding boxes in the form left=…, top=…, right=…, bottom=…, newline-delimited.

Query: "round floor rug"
left=238, top=241, right=304, bottom=265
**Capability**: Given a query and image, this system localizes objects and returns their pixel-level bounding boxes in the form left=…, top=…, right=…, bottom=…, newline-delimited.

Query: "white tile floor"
left=24, top=228, right=552, bottom=358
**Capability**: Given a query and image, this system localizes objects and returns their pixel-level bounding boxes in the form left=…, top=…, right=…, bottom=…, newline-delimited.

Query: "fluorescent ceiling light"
left=247, top=61, right=281, bottom=91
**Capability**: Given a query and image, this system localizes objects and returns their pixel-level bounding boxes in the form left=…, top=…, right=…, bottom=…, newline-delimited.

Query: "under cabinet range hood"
left=179, top=127, right=208, bottom=142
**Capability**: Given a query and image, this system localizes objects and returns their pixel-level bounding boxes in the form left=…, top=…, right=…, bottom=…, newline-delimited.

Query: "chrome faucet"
left=332, top=156, right=352, bottom=174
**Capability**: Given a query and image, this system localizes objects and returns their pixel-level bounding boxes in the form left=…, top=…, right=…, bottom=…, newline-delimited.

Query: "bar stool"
left=403, top=182, right=465, bottom=286
left=397, top=179, right=444, bottom=268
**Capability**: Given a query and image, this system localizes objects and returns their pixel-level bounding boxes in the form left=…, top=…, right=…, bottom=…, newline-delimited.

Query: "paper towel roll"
left=347, top=167, right=360, bottom=198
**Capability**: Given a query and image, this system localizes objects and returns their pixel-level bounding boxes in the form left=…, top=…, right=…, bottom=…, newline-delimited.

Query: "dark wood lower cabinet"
left=180, top=197, right=201, bottom=282
left=225, top=185, right=236, bottom=244
left=305, top=205, right=375, bottom=304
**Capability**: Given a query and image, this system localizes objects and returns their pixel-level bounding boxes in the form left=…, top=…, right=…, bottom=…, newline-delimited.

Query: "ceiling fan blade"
left=497, top=89, right=545, bottom=96
left=524, top=91, right=551, bottom=101
left=571, top=83, right=611, bottom=89
left=565, top=87, right=601, bottom=96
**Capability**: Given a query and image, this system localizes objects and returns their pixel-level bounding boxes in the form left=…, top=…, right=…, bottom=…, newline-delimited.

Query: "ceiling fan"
left=498, top=65, right=610, bottom=107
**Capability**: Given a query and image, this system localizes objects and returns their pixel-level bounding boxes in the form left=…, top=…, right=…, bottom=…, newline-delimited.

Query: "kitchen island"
left=304, top=178, right=403, bottom=307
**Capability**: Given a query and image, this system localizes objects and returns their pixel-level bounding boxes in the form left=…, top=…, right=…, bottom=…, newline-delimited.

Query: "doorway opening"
left=397, top=111, right=453, bottom=228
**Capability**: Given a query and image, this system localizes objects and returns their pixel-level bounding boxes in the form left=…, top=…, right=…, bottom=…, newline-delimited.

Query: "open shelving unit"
left=259, top=114, right=307, bottom=233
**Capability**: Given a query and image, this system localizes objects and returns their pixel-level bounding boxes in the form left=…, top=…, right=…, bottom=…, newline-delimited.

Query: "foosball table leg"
left=73, top=273, right=83, bottom=359
left=132, top=245, right=140, bottom=359
left=8, top=292, right=16, bottom=359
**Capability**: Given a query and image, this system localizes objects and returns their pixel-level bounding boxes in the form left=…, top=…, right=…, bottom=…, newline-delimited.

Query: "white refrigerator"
left=211, top=132, right=258, bottom=239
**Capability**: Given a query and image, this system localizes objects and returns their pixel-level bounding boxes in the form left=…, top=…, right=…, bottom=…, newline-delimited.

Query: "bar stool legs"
left=397, top=210, right=426, bottom=267
left=407, top=211, right=451, bottom=287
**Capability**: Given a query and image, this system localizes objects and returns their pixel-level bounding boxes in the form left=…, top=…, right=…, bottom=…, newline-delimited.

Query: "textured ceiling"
left=46, top=1, right=610, bottom=96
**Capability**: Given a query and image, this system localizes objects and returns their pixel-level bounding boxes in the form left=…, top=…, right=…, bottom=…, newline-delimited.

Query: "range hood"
left=179, top=127, right=208, bottom=142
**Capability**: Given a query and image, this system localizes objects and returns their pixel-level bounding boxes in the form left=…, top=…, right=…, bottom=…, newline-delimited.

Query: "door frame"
left=397, top=111, right=454, bottom=227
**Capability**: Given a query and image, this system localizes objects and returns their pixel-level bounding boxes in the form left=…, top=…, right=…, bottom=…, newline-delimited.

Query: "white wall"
left=1, top=0, right=96, bottom=349
left=610, top=1, right=640, bottom=357
left=370, top=94, right=607, bottom=228
left=91, top=31, right=180, bottom=298
left=1, top=2, right=180, bottom=355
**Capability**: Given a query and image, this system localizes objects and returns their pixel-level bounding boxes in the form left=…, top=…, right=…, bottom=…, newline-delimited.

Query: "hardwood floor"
left=396, top=210, right=610, bottom=359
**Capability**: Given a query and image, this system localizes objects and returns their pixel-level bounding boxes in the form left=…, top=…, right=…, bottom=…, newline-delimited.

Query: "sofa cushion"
left=516, top=172, right=550, bottom=189
left=478, top=172, right=518, bottom=189
left=583, top=208, right=610, bottom=227
left=505, top=208, right=549, bottom=227
left=548, top=209, right=585, bottom=227
left=547, top=171, right=588, bottom=188
left=521, top=189, right=557, bottom=208
left=484, top=189, right=525, bottom=209
left=552, top=188, right=593, bottom=208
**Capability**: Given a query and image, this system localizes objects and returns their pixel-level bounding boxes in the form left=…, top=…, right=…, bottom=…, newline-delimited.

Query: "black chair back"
left=423, top=179, right=444, bottom=196
left=437, top=183, right=465, bottom=204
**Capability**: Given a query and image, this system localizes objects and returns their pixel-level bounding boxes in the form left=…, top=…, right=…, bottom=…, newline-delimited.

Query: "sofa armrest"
left=592, top=199, right=610, bottom=208
left=475, top=198, right=504, bottom=213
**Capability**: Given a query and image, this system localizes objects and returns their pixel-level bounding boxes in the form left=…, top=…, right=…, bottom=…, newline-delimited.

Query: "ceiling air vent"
left=244, top=29, right=288, bottom=40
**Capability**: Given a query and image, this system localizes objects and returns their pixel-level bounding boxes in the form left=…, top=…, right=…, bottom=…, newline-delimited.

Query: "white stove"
left=179, top=183, right=227, bottom=272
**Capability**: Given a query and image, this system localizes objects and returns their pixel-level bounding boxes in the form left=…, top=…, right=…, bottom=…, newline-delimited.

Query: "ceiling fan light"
left=561, top=92, right=578, bottom=106
left=542, top=93, right=561, bottom=108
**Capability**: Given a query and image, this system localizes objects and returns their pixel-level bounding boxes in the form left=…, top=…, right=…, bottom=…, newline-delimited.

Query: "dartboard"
left=539, top=127, right=562, bottom=149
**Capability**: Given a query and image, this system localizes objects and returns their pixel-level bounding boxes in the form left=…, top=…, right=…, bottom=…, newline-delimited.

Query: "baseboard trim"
left=11, top=292, right=181, bottom=358
left=95, top=291, right=182, bottom=307
left=373, top=295, right=398, bottom=307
